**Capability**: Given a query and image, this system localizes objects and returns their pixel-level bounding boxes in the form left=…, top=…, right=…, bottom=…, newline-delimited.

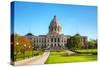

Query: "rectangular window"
left=58, top=38, right=60, bottom=42
left=51, top=38, right=53, bottom=42
left=55, top=38, right=56, bottom=42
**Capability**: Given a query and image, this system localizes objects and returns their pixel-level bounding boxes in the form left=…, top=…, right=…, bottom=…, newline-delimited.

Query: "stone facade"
left=25, top=16, right=88, bottom=49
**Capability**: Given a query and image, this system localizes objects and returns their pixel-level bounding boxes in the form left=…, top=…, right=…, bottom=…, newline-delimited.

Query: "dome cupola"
left=48, top=16, right=62, bottom=34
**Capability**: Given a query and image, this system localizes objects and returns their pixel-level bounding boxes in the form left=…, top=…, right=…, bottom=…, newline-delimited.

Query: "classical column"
left=52, top=38, right=54, bottom=47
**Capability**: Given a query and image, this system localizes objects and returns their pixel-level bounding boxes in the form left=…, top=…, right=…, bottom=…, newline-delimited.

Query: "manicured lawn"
left=15, top=51, right=33, bottom=61
left=45, top=50, right=97, bottom=64
left=75, top=49, right=97, bottom=53
left=74, top=49, right=97, bottom=55
left=15, top=50, right=44, bottom=61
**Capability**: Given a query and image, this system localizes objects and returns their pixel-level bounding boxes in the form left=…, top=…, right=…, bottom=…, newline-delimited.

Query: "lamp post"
left=29, top=46, right=31, bottom=48
left=15, top=42, right=19, bottom=61
left=28, top=46, right=31, bottom=58
left=32, top=46, right=34, bottom=56
left=24, top=44, right=26, bottom=59
left=16, top=42, right=19, bottom=45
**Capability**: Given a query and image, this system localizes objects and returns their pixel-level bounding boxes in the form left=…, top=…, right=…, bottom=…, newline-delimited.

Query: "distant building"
left=25, top=16, right=88, bottom=49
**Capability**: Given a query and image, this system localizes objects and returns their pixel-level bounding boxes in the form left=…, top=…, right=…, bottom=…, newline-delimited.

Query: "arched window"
left=55, top=44, right=56, bottom=46
left=58, top=44, right=60, bottom=47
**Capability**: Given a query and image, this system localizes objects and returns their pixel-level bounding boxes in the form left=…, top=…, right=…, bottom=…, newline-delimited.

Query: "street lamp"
left=32, top=46, right=34, bottom=56
left=24, top=44, right=26, bottom=59
left=15, top=42, right=19, bottom=61
left=28, top=46, right=32, bottom=58
left=16, top=42, right=19, bottom=45
left=24, top=44, right=26, bottom=47
left=29, top=46, right=31, bottom=48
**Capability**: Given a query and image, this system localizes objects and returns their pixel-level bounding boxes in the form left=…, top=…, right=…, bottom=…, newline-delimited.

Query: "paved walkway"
left=14, top=52, right=50, bottom=66
left=65, top=50, right=76, bottom=55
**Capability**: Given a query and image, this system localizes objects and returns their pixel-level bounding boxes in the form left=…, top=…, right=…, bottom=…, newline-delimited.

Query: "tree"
left=88, top=39, right=97, bottom=49
left=67, top=37, right=75, bottom=50
left=15, top=36, right=32, bottom=53
left=74, top=34, right=83, bottom=49
left=11, top=33, right=33, bottom=61
left=67, top=34, right=83, bottom=50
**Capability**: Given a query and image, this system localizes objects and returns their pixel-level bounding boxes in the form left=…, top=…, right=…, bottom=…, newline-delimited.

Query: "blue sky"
left=12, top=1, right=97, bottom=39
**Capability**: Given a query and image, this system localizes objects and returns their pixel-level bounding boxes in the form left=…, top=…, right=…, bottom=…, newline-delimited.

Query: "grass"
left=15, top=50, right=44, bottom=61
left=45, top=49, right=97, bottom=64
left=74, top=49, right=97, bottom=55
left=75, top=49, right=97, bottom=53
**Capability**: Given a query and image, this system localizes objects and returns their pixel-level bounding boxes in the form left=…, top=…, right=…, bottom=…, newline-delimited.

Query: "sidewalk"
left=14, top=51, right=50, bottom=66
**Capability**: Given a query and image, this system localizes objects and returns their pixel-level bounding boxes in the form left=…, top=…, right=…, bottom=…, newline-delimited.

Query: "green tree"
left=88, top=39, right=97, bottom=49
left=67, top=37, right=75, bottom=50
left=74, top=34, right=83, bottom=49
left=67, top=34, right=83, bottom=50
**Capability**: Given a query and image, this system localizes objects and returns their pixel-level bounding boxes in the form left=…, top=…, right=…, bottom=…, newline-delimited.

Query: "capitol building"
left=25, top=16, right=87, bottom=50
